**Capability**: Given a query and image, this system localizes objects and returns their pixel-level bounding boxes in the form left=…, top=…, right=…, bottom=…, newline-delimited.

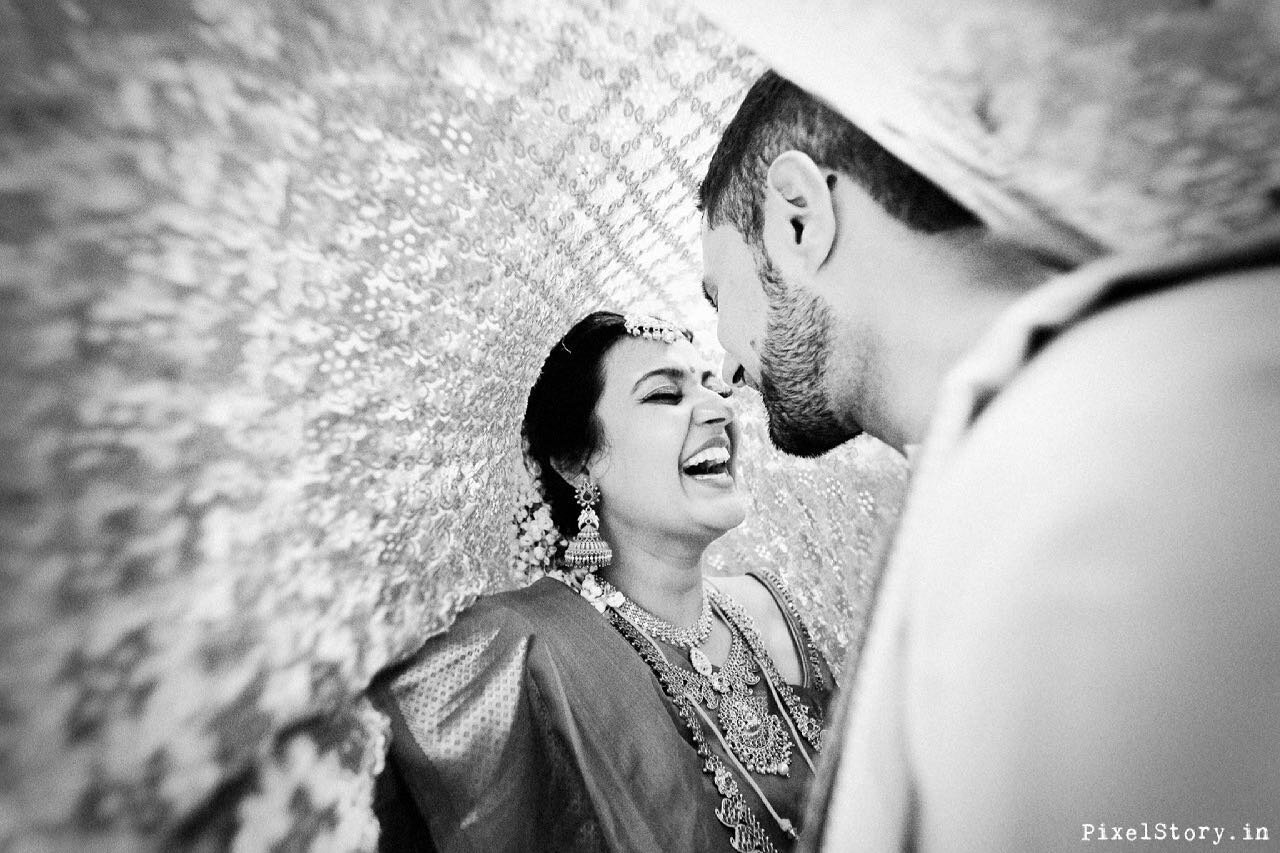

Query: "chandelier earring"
left=563, top=478, right=612, bottom=571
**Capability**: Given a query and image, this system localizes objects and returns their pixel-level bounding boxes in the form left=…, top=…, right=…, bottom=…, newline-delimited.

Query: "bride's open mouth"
left=680, top=440, right=734, bottom=485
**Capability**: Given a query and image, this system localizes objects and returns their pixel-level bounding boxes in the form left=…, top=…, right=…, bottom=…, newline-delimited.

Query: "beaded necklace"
left=610, top=586, right=713, bottom=647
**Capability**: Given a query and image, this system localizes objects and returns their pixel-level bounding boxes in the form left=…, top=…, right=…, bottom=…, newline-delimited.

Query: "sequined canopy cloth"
left=0, top=1, right=906, bottom=849
left=697, top=0, right=1280, bottom=262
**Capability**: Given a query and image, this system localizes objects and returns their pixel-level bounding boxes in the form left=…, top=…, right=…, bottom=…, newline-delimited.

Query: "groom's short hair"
left=699, top=70, right=978, bottom=244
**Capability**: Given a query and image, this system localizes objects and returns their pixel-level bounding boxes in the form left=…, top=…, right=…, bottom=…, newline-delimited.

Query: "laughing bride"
left=371, top=311, right=834, bottom=853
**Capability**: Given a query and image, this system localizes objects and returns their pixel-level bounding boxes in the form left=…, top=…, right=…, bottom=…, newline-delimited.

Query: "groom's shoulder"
left=924, top=266, right=1280, bottom=583
left=978, top=266, right=1280, bottom=470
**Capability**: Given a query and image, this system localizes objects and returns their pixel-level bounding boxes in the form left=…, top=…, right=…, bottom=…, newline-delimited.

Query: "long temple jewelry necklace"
left=597, top=578, right=798, bottom=777
left=608, top=611, right=785, bottom=852
left=676, top=623, right=794, bottom=776
left=592, top=573, right=830, bottom=851
left=712, top=591, right=824, bottom=753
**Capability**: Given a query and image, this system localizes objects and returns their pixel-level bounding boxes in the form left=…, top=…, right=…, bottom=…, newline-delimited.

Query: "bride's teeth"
left=683, top=446, right=731, bottom=471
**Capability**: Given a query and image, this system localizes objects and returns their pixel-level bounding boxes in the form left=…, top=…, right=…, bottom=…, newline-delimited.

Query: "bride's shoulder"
left=390, top=578, right=584, bottom=678
left=457, top=575, right=581, bottom=630
left=710, top=573, right=793, bottom=647
left=710, top=573, right=780, bottom=619
left=711, top=571, right=817, bottom=685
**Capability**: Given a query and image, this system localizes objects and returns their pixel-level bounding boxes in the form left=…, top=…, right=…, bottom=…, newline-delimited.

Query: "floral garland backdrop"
left=0, top=0, right=907, bottom=849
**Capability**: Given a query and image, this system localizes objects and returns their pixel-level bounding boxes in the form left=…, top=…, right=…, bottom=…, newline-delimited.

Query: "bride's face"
left=586, top=336, right=747, bottom=548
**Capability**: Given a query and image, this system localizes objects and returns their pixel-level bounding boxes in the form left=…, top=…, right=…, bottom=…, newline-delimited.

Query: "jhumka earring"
left=563, top=479, right=612, bottom=571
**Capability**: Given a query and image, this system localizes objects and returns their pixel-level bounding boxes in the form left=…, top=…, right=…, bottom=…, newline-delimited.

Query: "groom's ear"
left=762, top=151, right=836, bottom=279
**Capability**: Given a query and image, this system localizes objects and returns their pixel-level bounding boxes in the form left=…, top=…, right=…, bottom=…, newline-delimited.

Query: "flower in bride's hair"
left=509, top=475, right=565, bottom=579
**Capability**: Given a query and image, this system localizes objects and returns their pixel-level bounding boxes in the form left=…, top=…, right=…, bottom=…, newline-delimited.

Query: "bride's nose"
left=693, top=387, right=734, bottom=426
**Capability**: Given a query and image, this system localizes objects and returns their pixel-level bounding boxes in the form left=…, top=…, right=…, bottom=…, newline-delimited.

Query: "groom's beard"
left=758, top=257, right=861, bottom=458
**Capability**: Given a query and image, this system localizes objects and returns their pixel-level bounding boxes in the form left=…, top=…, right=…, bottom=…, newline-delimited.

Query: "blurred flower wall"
left=0, top=0, right=906, bottom=849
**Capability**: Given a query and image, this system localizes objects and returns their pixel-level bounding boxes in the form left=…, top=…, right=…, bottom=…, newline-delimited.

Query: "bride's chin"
left=676, top=510, right=746, bottom=548
left=707, top=502, right=748, bottom=535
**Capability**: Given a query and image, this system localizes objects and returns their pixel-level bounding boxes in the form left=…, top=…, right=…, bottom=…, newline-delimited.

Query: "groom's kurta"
left=809, top=230, right=1280, bottom=851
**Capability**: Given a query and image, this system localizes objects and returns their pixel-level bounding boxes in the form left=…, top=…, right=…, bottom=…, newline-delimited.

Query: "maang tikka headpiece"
left=624, top=314, right=686, bottom=344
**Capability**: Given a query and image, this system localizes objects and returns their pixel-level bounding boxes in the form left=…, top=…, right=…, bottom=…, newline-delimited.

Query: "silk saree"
left=371, top=576, right=833, bottom=853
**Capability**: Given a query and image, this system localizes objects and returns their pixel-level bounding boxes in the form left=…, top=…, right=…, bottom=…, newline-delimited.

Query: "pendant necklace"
left=597, top=578, right=796, bottom=777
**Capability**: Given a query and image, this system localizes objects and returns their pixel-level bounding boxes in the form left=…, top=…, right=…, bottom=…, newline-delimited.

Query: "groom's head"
left=699, top=70, right=981, bottom=455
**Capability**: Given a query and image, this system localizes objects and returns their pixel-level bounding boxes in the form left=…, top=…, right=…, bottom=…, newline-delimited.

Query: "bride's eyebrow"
left=630, top=366, right=692, bottom=392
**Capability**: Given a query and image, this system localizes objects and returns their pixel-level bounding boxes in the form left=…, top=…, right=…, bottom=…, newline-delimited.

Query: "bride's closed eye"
left=643, top=387, right=682, bottom=403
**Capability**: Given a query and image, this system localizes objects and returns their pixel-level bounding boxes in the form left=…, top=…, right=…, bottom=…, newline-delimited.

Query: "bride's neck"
left=599, top=530, right=707, bottom=628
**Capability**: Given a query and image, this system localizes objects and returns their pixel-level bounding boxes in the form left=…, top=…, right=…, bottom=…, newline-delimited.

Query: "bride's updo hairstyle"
left=523, top=310, right=692, bottom=538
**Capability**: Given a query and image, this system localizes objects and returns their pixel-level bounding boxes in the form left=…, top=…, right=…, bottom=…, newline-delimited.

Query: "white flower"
left=579, top=575, right=623, bottom=612
left=579, top=575, right=607, bottom=612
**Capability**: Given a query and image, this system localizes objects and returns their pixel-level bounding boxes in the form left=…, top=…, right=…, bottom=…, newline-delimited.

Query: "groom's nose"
left=722, top=354, right=748, bottom=389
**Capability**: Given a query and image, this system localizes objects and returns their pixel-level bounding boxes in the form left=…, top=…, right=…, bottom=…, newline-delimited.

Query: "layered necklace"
left=596, top=578, right=822, bottom=779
